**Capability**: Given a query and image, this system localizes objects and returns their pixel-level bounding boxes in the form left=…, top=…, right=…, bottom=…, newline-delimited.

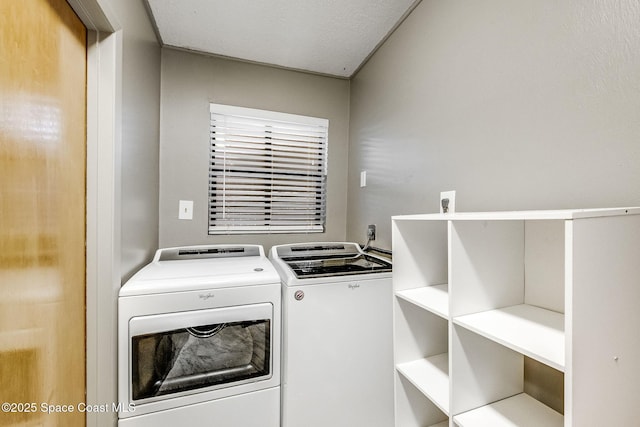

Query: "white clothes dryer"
left=269, top=242, right=394, bottom=427
left=117, top=245, right=281, bottom=427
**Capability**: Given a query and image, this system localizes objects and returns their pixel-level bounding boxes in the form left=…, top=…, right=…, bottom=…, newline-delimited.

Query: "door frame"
left=67, top=1, right=121, bottom=425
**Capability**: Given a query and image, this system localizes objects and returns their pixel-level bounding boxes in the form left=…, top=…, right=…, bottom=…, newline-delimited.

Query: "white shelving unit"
left=396, top=284, right=449, bottom=318
left=392, top=208, right=640, bottom=427
left=454, top=393, right=564, bottom=427
left=453, top=304, right=565, bottom=371
left=396, top=353, right=449, bottom=414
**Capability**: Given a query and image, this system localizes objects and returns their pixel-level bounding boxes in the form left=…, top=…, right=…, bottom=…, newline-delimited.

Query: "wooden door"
left=0, top=1, right=87, bottom=426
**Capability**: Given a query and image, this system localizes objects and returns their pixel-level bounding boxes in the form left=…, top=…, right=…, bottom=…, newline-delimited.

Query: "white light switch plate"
left=360, top=170, right=367, bottom=188
left=178, top=200, right=194, bottom=220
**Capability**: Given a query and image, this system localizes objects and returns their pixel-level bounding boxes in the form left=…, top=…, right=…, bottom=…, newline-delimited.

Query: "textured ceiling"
left=146, top=0, right=420, bottom=78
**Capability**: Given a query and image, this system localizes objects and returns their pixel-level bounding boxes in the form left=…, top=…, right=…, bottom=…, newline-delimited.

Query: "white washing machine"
left=117, top=245, right=281, bottom=427
left=269, top=242, right=394, bottom=427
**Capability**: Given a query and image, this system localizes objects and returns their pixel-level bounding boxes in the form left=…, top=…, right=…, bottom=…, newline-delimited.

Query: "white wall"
left=158, top=48, right=351, bottom=250
left=347, top=0, right=640, bottom=249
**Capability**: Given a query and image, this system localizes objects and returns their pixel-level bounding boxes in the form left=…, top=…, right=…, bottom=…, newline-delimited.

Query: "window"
left=209, top=104, right=328, bottom=234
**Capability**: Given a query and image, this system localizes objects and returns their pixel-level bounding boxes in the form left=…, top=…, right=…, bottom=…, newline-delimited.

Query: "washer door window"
left=129, top=303, right=272, bottom=402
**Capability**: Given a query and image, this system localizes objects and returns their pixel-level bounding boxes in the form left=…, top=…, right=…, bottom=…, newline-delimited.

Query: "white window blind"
left=209, top=104, right=328, bottom=235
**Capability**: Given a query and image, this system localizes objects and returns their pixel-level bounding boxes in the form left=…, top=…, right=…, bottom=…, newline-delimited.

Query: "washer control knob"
left=294, top=290, right=305, bottom=301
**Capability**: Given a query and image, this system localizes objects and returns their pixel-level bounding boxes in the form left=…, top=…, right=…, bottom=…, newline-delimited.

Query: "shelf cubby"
left=392, top=217, right=448, bottom=292
left=450, top=323, right=563, bottom=424
left=396, top=372, right=449, bottom=427
left=396, top=352, right=449, bottom=414
left=454, top=393, right=563, bottom=427
left=449, top=219, right=565, bottom=319
left=394, top=296, right=449, bottom=425
left=396, top=284, right=449, bottom=319
left=393, top=216, right=450, bottom=426
left=453, top=304, right=564, bottom=372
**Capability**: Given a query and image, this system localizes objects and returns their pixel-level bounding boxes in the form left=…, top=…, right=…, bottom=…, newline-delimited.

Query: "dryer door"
left=128, top=303, right=273, bottom=403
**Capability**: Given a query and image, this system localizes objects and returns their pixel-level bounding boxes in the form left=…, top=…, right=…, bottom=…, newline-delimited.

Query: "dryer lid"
left=120, top=245, right=280, bottom=296
left=154, top=244, right=263, bottom=261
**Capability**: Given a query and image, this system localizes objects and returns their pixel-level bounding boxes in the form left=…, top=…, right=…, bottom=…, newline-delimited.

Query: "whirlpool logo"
left=348, top=283, right=360, bottom=290
left=198, top=292, right=215, bottom=300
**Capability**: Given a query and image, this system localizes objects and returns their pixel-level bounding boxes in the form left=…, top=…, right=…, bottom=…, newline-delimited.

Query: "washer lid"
left=272, top=242, right=361, bottom=259
left=279, top=252, right=392, bottom=279
left=269, top=242, right=392, bottom=282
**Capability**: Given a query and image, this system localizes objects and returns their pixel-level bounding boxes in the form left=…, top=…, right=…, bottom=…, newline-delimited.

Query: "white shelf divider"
left=395, top=284, right=449, bottom=319
left=396, top=353, right=450, bottom=415
left=453, top=393, right=563, bottom=427
left=453, top=304, right=564, bottom=372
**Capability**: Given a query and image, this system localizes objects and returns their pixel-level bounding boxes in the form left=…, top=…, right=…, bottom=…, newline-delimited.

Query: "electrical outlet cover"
left=440, top=190, right=456, bottom=214
left=367, top=224, right=376, bottom=240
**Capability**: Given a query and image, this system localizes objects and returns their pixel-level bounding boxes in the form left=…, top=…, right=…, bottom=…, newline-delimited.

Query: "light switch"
left=360, top=170, right=367, bottom=188
left=178, top=200, right=193, bottom=220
